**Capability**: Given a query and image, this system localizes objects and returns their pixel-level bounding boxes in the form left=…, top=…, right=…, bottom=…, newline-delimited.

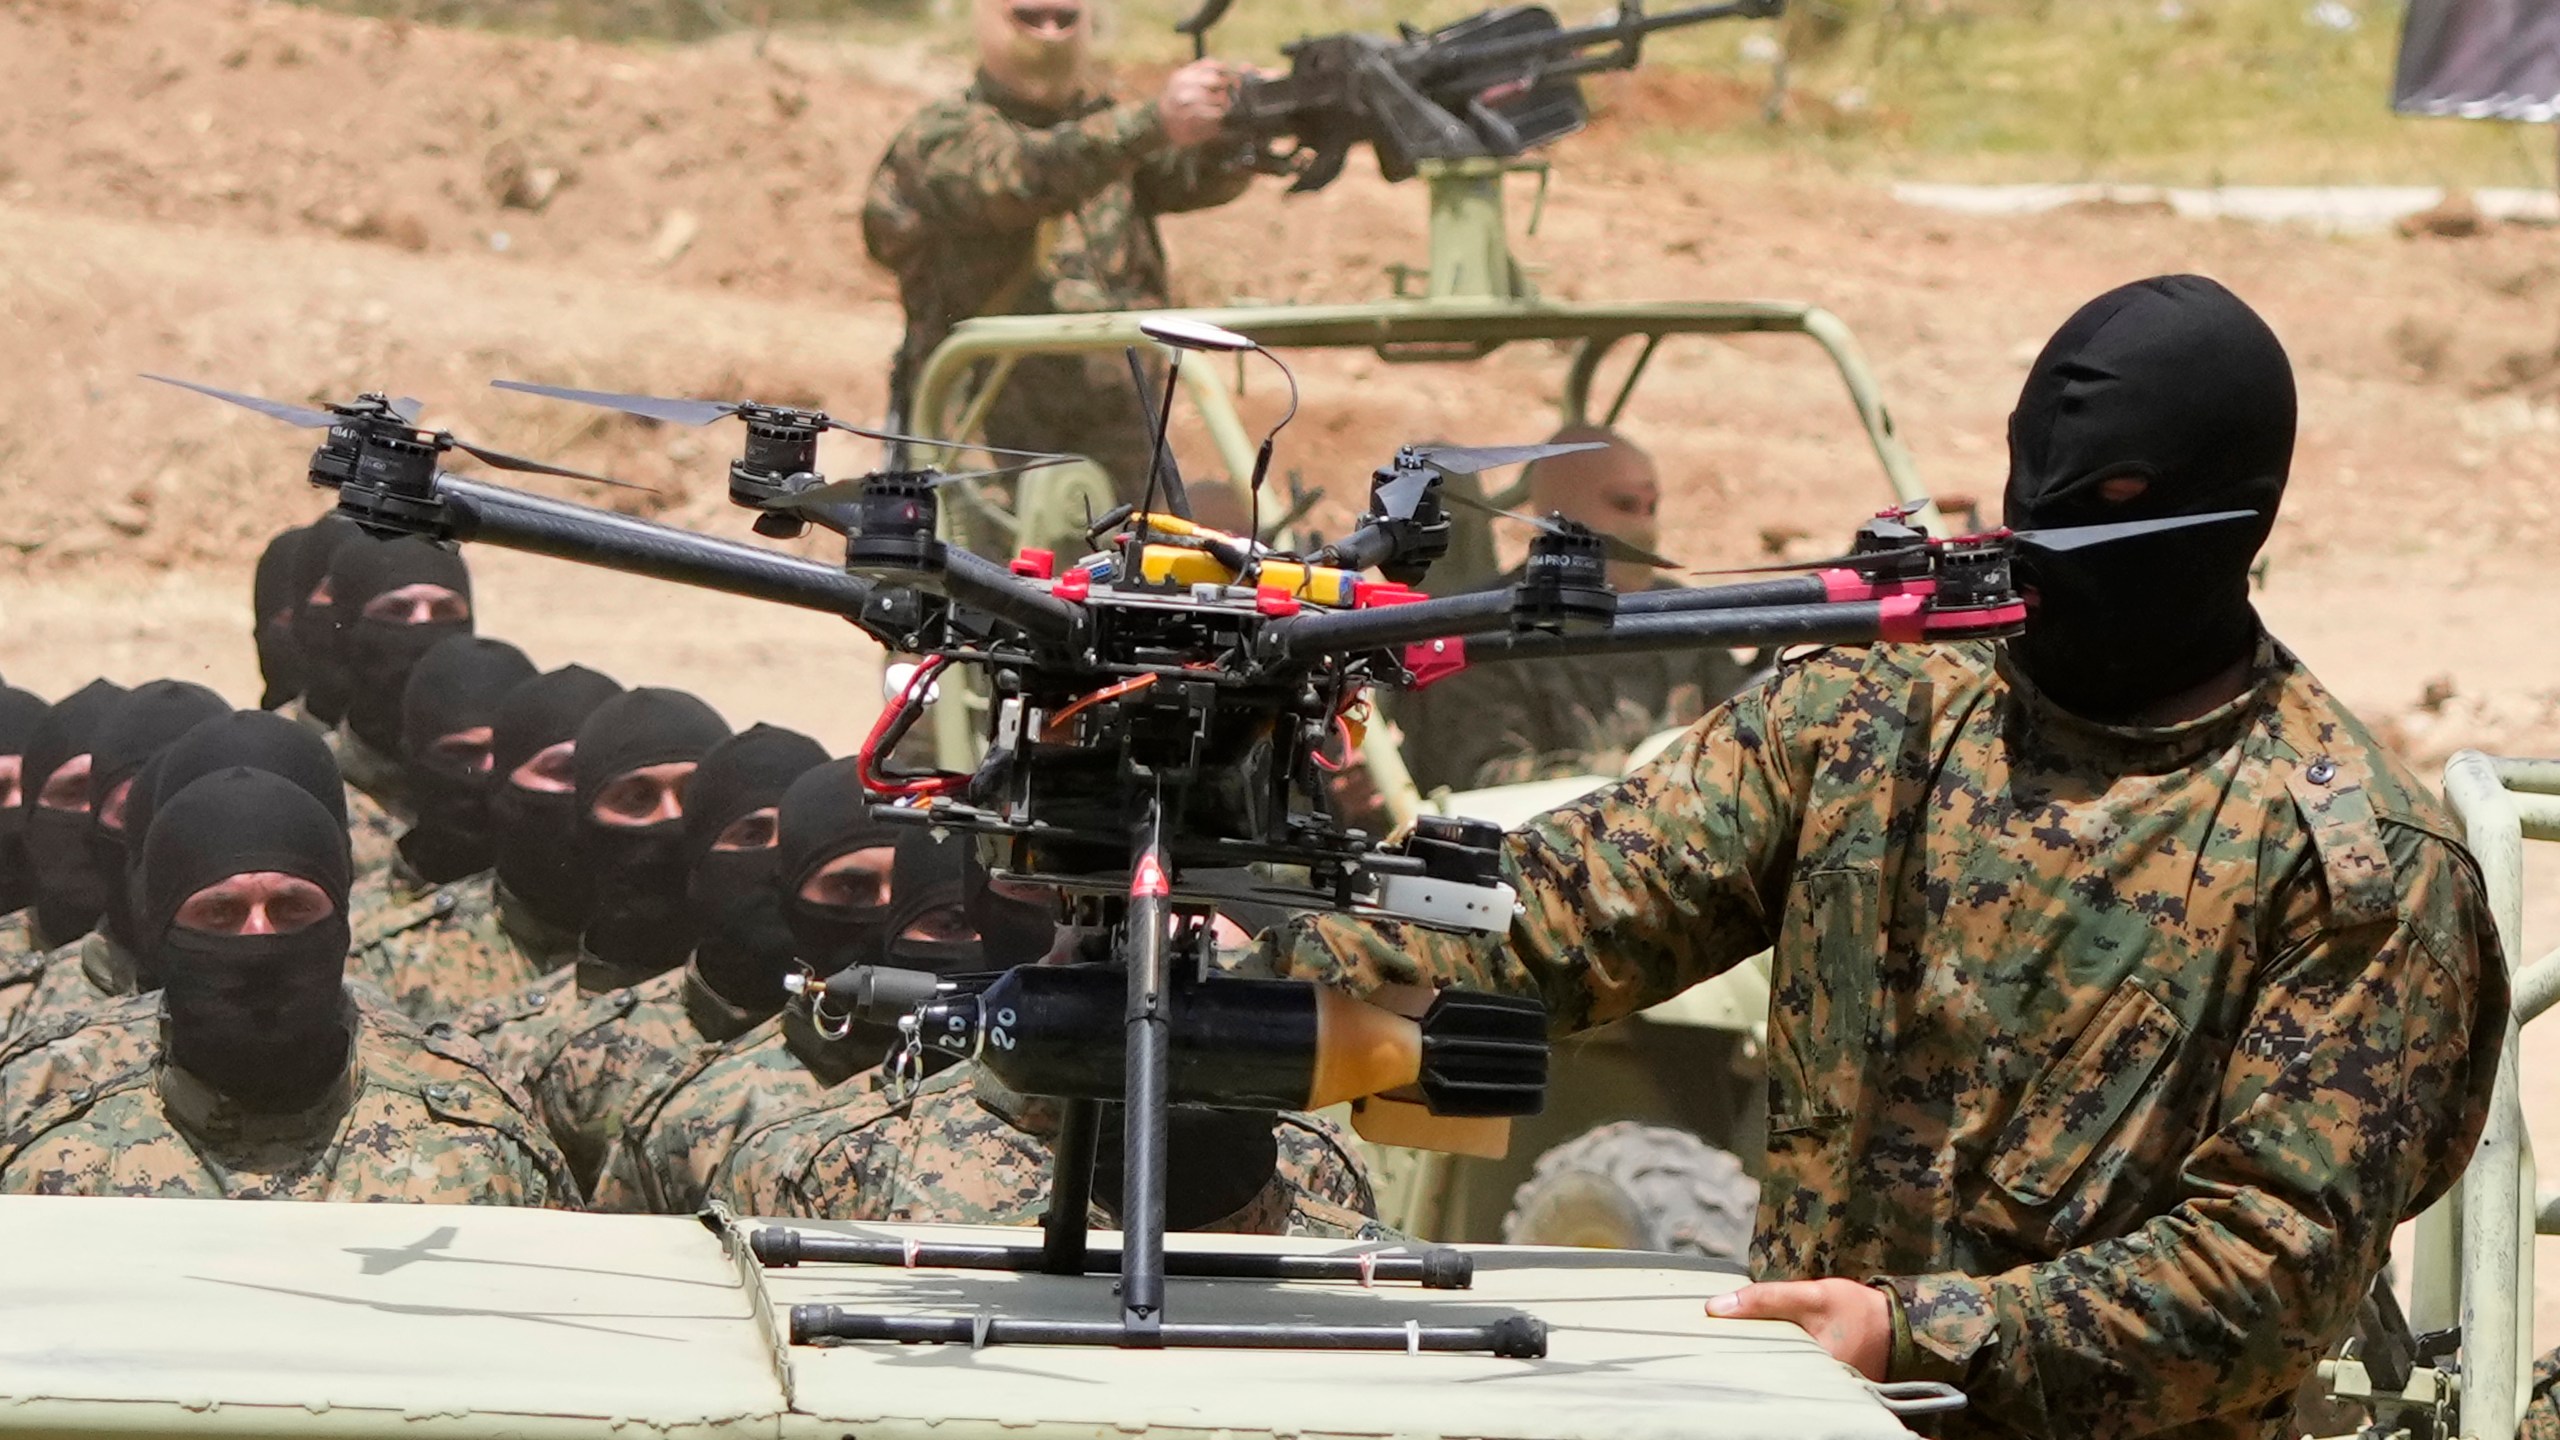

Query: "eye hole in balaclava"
left=19, top=679, right=128, bottom=947
left=0, top=683, right=51, bottom=917
left=83, top=680, right=229, bottom=959
left=487, top=665, right=624, bottom=930
left=290, top=515, right=364, bottom=727
left=395, top=636, right=538, bottom=887
left=573, top=687, right=731, bottom=976
left=328, top=535, right=475, bottom=760
left=252, top=524, right=312, bottom=712
left=777, top=758, right=906, bottom=981
left=2001, top=274, right=2295, bottom=722
left=884, top=829, right=984, bottom=977
left=140, top=766, right=354, bottom=1115
left=682, top=723, right=831, bottom=1014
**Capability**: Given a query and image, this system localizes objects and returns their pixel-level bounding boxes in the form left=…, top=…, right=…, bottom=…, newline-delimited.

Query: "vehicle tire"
left=1501, top=1122, right=1758, bottom=1262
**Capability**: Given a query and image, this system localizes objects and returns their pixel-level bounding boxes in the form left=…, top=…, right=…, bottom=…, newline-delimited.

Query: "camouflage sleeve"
left=1132, top=140, right=1254, bottom=217
left=1272, top=679, right=1801, bottom=1033
left=1880, top=825, right=2506, bottom=1439
left=865, top=98, right=1170, bottom=270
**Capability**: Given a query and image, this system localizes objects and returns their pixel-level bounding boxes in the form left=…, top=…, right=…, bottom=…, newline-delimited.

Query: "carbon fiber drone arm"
left=384, top=476, right=887, bottom=633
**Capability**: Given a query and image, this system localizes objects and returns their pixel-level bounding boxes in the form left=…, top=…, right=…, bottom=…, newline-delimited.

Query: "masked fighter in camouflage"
left=363, top=663, right=624, bottom=1028
left=0, top=766, right=573, bottom=1204
left=2, top=682, right=231, bottom=1040
left=1270, top=276, right=2507, bottom=1440
left=867, top=0, right=1256, bottom=500
left=0, top=708, right=416, bottom=1124
left=502, top=710, right=844, bottom=1194
left=594, top=796, right=1046, bottom=1214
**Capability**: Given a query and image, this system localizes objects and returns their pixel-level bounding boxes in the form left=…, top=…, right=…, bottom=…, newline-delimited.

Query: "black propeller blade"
left=1691, top=544, right=1930, bottom=578
left=1412, top=441, right=1605, bottom=475
left=148, top=375, right=652, bottom=491
left=446, top=438, right=653, bottom=491
left=491, top=380, right=741, bottom=426
left=492, top=379, right=1077, bottom=465
left=1439, top=488, right=1683, bottom=570
left=1691, top=508, right=2261, bottom=576
left=140, top=374, right=336, bottom=429
left=2010, top=509, right=2259, bottom=553
left=773, top=457, right=1079, bottom=512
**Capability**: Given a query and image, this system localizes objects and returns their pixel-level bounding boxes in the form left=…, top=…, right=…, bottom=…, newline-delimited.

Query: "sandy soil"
left=3, top=0, right=2559, bottom=1353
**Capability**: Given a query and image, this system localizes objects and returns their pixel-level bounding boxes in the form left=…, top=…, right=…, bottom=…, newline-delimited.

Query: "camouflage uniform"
left=327, top=724, right=412, bottom=891
left=0, top=931, right=144, bottom=1045
left=349, top=871, right=576, bottom=1026
left=0, top=910, right=30, bottom=963
left=867, top=74, right=1252, bottom=498
left=590, top=1007, right=881, bottom=1215
left=1275, top=638, right=2504, bottom=1440
left=0, top=984, right=520, bottom=1133
left=505, top=960, right=769, bottom=1194
left=0, top=994, right=576, bottom=1205
left=2523, top=1350, right=2560, bottom=1440
left=708, top=1061, right=1383, bottom=1240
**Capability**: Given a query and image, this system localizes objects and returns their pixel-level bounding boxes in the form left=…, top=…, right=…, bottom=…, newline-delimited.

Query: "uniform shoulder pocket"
left=1986, top=979, right=2186, bottom=1209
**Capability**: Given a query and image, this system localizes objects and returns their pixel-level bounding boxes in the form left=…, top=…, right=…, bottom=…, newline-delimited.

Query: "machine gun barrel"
left=1421, top=0, right=1780, bottom=79
left=421, top=478, right=882, bottom=623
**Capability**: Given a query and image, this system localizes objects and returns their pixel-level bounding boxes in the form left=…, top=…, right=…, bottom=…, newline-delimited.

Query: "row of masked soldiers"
left=0, top=513, right=1378, bottom=1233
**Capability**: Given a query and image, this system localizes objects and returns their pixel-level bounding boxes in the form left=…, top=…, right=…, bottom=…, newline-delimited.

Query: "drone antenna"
left=1246, top=347, right=1299, bottom=546
left=1125, top=347, right=1191, bottom=539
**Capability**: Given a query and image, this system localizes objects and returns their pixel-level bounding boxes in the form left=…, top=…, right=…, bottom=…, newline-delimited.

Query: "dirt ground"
left=4, top=0, right=2560, bottom=1353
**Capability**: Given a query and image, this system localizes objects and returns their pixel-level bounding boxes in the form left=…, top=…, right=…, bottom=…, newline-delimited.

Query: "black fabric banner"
left=2394, top=0, right=2560, bottom=120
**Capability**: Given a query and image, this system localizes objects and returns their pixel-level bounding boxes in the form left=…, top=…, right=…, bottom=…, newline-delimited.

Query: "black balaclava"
left=2002, top=274, right=2295, bottom=722
left=122, top=711, right=350, bottom=990
left=968, top=862, right=1058, bottom=967
left=882, top=830, right=984, bottom=976
left=21, top=679, right=130, bottom=946
left=0, top=683, right=51, bottom=915
left=86, top=681, right=230, bottom=956
left=252, top=524, right=311, bottom=711
left=488, top=665, right=624, bottom=929
left=397, top=636, right=538, bottom=886
left=777, top=757, right=906, bottom=978
left=291, top=515, right=364, bottom=726
left=572, top=687, right=731, bottom=976
left=329, top=534, right=475, bottom=758
left=141, top=767, right=354, bottom=1115
left=684, top=724, right=830, bottom=1013
left=136, top=710, right=350, bottom=844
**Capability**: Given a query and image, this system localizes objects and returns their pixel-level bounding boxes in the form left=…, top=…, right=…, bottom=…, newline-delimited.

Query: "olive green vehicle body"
left=901, top=162, right=1933, bottom=1246
left=0, top=1196, right=1930, bottom=1440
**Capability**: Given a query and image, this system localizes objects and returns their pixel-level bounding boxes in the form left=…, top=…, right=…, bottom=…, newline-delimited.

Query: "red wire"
left=858, top=656, right=963, bottom=798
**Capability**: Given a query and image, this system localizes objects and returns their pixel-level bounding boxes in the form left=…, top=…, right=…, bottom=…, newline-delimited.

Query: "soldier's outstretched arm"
left=1879, top=826, right=2507, bottom=1440
left=1271, top=680, right=1802, bottom=1034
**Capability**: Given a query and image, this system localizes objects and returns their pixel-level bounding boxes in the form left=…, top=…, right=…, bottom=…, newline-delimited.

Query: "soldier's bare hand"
left=1706, top=1279, right=1892, bottom=1380
left=1159, top=59, right=1239, bottom=148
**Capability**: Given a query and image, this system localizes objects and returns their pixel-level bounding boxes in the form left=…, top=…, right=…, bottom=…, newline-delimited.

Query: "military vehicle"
left=2325, top=750, right=2560, bottom=1440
